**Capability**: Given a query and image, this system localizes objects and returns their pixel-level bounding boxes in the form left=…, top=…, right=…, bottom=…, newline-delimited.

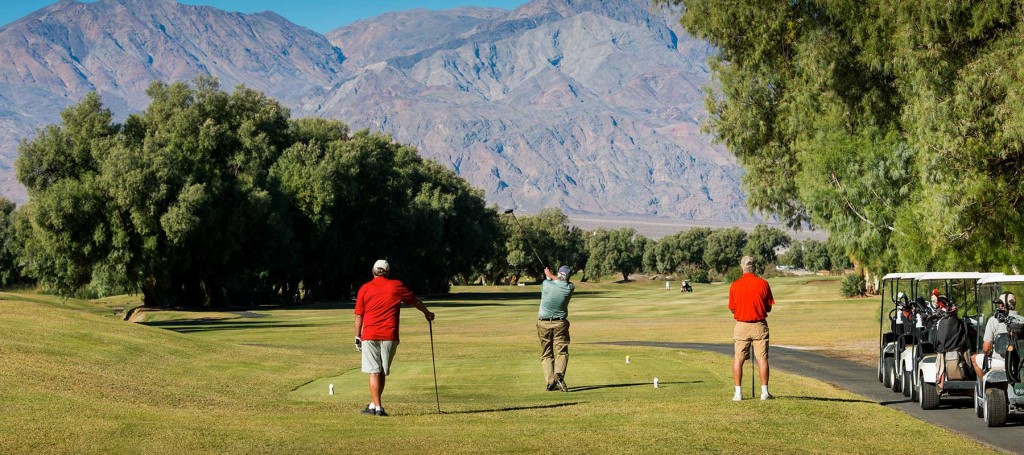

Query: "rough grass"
left=0, top=277, right=997, bottom=454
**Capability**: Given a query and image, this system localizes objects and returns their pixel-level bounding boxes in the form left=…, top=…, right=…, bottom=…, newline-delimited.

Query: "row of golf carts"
left=878, top=272, right=1024, bottom=426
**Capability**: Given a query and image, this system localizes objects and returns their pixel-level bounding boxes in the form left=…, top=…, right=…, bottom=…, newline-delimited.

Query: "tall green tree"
left=703, top=227, right=747, bottom=274
left=743, top=224, right=791, bottom=273
left=502, top=208, right=584, bottom=281
left=802, top=240, right=830, bottom=272
left=663, top=1, right=1024, bottom=275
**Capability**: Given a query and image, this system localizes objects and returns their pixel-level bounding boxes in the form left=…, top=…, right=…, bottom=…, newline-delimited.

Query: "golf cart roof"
left=977, top=274, right=1024, bottom=285
left=915, top=272, right=1002, bottom=281
left=881, top=272, right=927, bottom=280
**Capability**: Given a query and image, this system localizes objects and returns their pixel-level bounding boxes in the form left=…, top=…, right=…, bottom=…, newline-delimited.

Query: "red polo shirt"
left=355, top=276, right=417, bottom=341
left=728, top=273, right=774, bottom=322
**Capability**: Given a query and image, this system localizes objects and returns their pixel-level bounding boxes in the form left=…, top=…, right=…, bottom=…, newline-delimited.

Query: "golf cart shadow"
left=785, top=396, right=875, bottom=404
left=877, top=396, right=976, bottom=409
left=444, top=402, right=583, bottom=414
left=568, top=380, right=702, bottom=392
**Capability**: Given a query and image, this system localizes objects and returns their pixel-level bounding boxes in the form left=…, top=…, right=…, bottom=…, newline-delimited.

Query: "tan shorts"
left=734, top=320, right=769, bottom=361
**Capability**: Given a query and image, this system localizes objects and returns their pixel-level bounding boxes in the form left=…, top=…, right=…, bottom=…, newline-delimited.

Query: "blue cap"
left=557, top=266, right=571, bottom=277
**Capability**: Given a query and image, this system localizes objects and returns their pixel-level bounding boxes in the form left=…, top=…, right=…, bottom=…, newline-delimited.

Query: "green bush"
left=723, top=266, right=743, bottom=283
left=689, top=268, right=711, bottom=284
left=840, top=273, right=867, bottom=298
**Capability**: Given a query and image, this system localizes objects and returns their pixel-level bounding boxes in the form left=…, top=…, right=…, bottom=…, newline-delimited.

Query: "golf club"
left=429, top=318, right=442, bottom=414
left=750, top=349, right=755, bottom=399
left=503, top=209, right=547, bottom=270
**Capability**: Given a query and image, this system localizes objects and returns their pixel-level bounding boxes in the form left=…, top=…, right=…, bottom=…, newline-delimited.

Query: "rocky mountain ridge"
left=0, top=0, right=759, bottom=223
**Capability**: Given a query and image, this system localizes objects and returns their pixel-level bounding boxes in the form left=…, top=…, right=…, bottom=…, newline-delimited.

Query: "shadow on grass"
left=784, top=396, right=875, bottom=404
left=142, top=319, right=314, bottom=334
left=442, top=402, right=582, bottom=415
left=568, top=381, right=702, bottom=392
left=445, top=290, right=605, bottom=302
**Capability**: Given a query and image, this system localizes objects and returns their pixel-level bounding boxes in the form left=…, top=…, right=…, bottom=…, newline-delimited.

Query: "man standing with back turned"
left=538, top=266, right=575, bottom=392
left=729, top=256, right=774, bottom=401
left=354, top=260, right=434, bottom=416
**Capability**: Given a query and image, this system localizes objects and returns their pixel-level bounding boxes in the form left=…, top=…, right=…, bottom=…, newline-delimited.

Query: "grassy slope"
left=0, top=277, right=996, bottom=454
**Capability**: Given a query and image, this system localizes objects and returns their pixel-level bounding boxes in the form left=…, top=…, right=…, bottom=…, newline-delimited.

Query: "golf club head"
left=503, top=208, right=515, bottom=214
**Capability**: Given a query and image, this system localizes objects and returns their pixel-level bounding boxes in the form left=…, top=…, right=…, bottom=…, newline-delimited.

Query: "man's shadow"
left=443, top=402, right=582, bottom=415
left=568, top=380, right=703, bottom=392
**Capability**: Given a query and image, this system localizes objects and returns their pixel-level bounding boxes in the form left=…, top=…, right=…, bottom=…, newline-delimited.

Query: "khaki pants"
left=537, top=319, right=570, bottom=385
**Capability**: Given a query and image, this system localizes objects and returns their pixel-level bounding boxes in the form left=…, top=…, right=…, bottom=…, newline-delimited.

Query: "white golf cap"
left=373, top=259, right=390, bottom=272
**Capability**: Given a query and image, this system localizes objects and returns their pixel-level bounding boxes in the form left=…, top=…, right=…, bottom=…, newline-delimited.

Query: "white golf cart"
left=878, top=272, right=925, bottom=397
left=913, top=272, right=997, bottom=410
left=973, top=275, right=1024, bottom=427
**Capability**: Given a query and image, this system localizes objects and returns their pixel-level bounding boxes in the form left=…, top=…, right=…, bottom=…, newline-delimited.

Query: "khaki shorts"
left=362, top=340, right=399, bottom=375
left=734, top=320, right=769, bottom=361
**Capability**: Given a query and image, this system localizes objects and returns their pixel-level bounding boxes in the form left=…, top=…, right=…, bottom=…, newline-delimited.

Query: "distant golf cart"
left=973, top=275, right=1024, bottom=427
left=878, top=272, right=925, bottom=398
left=913, top=272, right=998, bottom=410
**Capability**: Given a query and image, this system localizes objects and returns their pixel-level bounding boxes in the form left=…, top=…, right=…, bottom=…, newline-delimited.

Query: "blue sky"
left=0, top=0, right=531, bottom=32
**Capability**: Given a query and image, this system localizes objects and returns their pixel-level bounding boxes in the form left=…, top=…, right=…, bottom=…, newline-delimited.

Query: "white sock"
left=734, top=386, right=742, bottom=395
left=761, top=385, right=769, bottom=395
left=369, top=402, right=378, bottom=410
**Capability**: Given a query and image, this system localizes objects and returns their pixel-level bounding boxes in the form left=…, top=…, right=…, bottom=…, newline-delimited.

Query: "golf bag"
left=1005, top=319, right=1024, bottom=385
left=933, top=313, right=972, bottom=387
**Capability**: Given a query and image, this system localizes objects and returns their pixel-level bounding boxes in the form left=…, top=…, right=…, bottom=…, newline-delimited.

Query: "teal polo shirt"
left=539, top=278, right=574, bottom=319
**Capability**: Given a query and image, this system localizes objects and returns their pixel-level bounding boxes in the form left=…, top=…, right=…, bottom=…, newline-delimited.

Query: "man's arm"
left=543, top=267, right=556, bottom=281
left=354, top=314, right=363, bottom=351
left=413, top=299, right=435, bottom=321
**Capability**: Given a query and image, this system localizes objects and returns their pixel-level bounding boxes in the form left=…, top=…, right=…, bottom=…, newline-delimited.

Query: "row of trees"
left=665, top=0, right=1024, bottom=277
left=3, top=78, right=848, bottom=308
left=10, top=78, right=500, bottom=307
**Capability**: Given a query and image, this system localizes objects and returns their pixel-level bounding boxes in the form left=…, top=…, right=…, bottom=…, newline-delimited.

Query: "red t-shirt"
left=354, top=276, right=417, bottom=341
left=728, top=273, right=774, bottom=322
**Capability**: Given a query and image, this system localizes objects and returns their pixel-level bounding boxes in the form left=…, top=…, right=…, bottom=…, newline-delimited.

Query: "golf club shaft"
left=509, top=213, right=546, bottom=270
left=750, top=349, right=755, bottom=398
left=429, top=320, right=441, bottom=414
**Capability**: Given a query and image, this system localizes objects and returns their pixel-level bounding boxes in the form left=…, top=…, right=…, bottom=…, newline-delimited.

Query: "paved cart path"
left=600, top=341, right=1024, bottom=454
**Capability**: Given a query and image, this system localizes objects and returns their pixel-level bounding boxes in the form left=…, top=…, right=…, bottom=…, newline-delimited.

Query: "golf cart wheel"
left=877, top=358, right=883, bottom=383
left=883, top=358, right=894, bottom=389
left=919, top=374, right=940, bottom=410
left=974, top=387, right=984, bottom=418
left=902, top=370, right=911, bottom=397
left=891, top=368, right=902, bottom=393
left=984, top=387, right=1008, bottom=427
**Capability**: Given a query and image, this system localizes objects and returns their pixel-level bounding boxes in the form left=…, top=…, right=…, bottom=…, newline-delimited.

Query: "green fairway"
left=0, top=277, right=998, bottom=454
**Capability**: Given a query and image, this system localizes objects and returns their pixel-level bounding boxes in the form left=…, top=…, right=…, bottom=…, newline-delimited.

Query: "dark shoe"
left=556, top=375, right=568, bottom=392
left=546, top=382, right=557, bottom=392
left=360, top=406, right=376, bottom=416
left=375, top=408, right=389, bottom=417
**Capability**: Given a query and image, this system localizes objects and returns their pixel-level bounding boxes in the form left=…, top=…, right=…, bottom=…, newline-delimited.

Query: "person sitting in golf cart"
left=971, top=293, right=1022, bottom=378
left=930, top=292, right=972, bottom=388
left=896, top=292, right=914, bottom=336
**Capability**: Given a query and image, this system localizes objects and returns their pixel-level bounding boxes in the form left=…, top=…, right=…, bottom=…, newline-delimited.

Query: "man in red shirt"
left=354, top=259, right=434, bottom=416
left=728, top=256, right=775, bottom=401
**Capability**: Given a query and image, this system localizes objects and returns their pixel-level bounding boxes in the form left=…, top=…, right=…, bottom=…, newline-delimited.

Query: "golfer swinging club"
left=729, top=256, right=774, bottom=401
left=538, top=265, right=575, bottom=392
left=354, top=260, right=434, bottom=416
